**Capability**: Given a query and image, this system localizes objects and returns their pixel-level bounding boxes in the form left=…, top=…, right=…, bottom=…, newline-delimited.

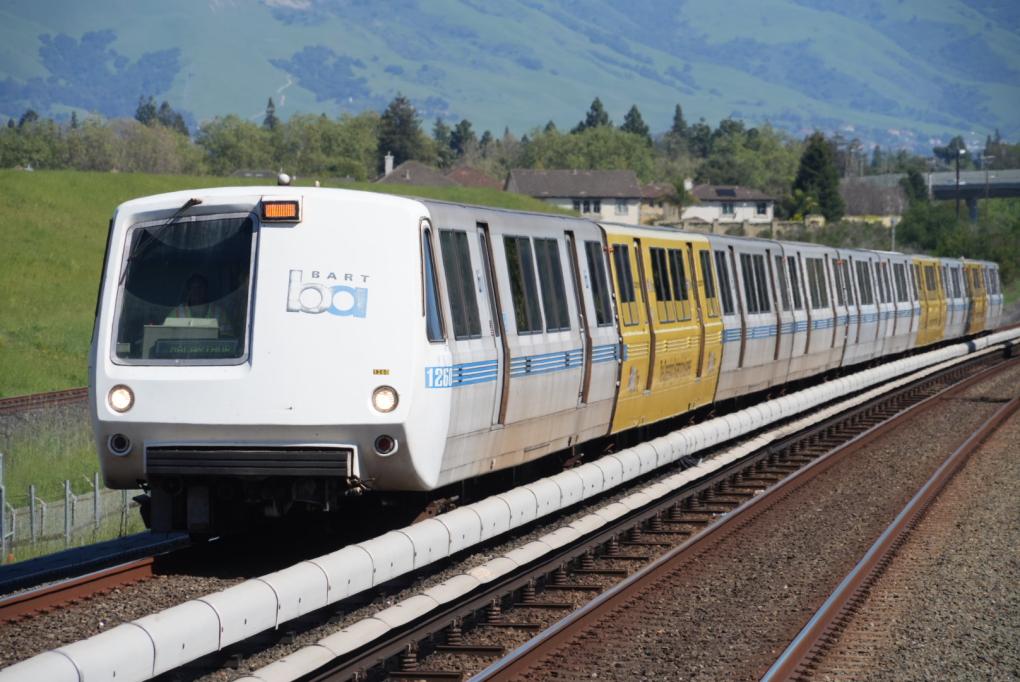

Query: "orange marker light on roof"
left=262, top=200, right=299, bottom=221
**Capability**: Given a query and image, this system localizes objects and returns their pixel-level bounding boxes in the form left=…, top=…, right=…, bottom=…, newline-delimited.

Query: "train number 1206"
left=425, top=366, right=454, bottom=388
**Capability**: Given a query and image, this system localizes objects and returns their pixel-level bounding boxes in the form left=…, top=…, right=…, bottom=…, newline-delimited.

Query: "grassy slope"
left=1, top=0, right=1017, bottom=140
left=0, top=170, right=564, bottom=397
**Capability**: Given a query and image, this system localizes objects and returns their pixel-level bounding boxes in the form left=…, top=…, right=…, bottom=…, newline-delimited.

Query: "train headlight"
left=371, top=385, right=399, bottom=413
left=108, top=385, right=135, bottom=413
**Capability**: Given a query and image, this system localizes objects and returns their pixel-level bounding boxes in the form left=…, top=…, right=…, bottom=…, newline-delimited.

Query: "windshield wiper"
left=119, top=197, right=203, bottom=284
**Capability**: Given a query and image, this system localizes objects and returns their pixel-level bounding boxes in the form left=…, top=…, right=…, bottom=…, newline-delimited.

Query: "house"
left=640, top=182, right=680, bottom=224
left=375, top=159, right=458, bottom=187
left=839, top=177, right=907, bottom=227
left=683, top=184, right=775, bottom=223
left=505, top=169, right=643, bottom=224
left=445, top=165, right=502, bottom=189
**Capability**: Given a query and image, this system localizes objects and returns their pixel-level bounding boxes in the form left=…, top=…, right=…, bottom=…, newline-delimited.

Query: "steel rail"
left=760, top=393, right=1020, bottom=682
left=294, top=353, right=1014, bottom=682
left=467, top=356, right=1018, bottom=682
left=0, top=557, right=155, bottom=623
left=0, top=388, right=87, bottom=415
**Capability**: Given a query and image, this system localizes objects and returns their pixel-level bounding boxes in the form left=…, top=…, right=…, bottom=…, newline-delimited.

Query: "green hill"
left=0, top=169, right=562, bottom=396
left=1, top=1, right=1018, bottom=151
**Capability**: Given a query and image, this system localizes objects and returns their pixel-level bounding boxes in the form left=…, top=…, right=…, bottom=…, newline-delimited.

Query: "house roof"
left=506, top=169, right=642, bottom=198
left=376, top=160, right=458, bottom=187
left=690, top=184, right=773, bottom=202
left=445, top=165, right=502, bottom=189
left=642, top=182, right=677, bottom=200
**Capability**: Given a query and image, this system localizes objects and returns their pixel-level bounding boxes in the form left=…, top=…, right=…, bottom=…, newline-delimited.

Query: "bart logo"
left=287, top=270, right=368, bottom=318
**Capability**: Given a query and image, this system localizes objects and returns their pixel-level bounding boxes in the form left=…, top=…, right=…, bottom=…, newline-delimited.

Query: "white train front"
left=89, top=186, right=1003, bottom=533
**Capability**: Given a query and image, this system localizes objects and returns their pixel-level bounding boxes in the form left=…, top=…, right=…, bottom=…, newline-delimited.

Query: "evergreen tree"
left=870, top=145, right=883, bottom=173
left=792, top=132, right=845, bottom=221
left=543, top=120, right=557, bottom=134
left=432, top=117, right=454, bottom=168
left=378, top=94, right=426, bottom=169
left=450, top=118, right=476, bottom=157
left=479, top=130, right=493, bottom=155
left=157, top=101, right=189, bottom=136
left=670, top=104, right=688, bottom=138
left=70, top=111, right=79, bottom=129
left=572, top=97, right=611, bottom=133
left=687, top=119, right=712, bottom=158
left=17, top=109, right=39, bottom=128
left=6, top=118, right=14, bottom=129
left=134, top=96, right=157, bottom=126
left=263, top=97, right=280, bottom=131
left=900, top=168, right=927, bottom=205
left=620, top=105, right=651, bottom=145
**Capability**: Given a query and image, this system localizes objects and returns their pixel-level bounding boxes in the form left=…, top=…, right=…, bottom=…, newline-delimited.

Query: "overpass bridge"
left=854, top=169, right=1020, bottom=221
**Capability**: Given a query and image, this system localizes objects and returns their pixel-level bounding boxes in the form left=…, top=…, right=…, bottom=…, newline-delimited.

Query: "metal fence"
left=0, top=452, right=141, bottom=563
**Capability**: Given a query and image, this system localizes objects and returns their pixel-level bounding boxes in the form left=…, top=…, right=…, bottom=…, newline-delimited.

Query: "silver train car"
left=89, top=187, right=1003, bottom=532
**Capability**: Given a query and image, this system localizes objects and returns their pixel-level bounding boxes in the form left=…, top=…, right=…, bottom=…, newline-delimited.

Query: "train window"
left=584, top=241, right=614, bottom=326
left=612, top=243, right=639, bottom=326
left=669, top=248, right=692, bottom=321
left=854, top=261, right=874, bottom=306
left=924, top=265, right=937, bottom=293
left=439, top=230, right=482, bottom=340
left=972, top=268, right=983, bottom=290
left=699, top=250, right=719, bottom=318
left=774, top=255, right=791, bottom=311
left=878, top=262, right=892, bottom=304
left=504, top=236, right=544, bottom=334
left=787, top=256, right=803, bottom=310
left=951, top=268, right=962, bottom=298
left=739, top=254, right=759, bottom=314
left=893, top=263, right=908, bottom=303
left=806, top=258, right=829, bottom=310
left=422, top=229, right=445, bottom=342
left=533, top=238, right=571, bottom=332
left=713, top=251, right=734, bottom=315
left=649, top=247, right=675, bottom=323
left=752, top=254, right=771, bottom=313
left=942, top=266, right=951, bottom=297
left=911, top=265, right=921, bottom=299
left=114, top=215, right=255, bottom=363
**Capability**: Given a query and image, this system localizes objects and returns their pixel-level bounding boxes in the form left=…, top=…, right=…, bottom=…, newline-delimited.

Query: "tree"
left=792, top=132, right=845, bottom=221
left=450, top=119, right=477, bottom=158
left=17, top=109, right=39, bottom=128
left=70, top=111, right=79, bottom=129
left=543, top=120, right=557, bottom=134
left=900, top=168, right=928, bottom=205
left=686, top=119, right=712, bottom=158
left=620, top=105, right=651, bottom=145
left=156, top=101, right=189, bottom=136
left=933, top=135, right=970, bottom=170
left=378, top=94, right=427, bottom=169
left=869, top=145, right=883, bottom=174
left=432, top=117, right=454, bottom=168
left=670, top=104, right=688, bottom=139
left=134, top=96, right=157, bottom=126
left=572, top=97, right=611, bottom=133
left=196, top=115, right=273, bottom=175
left=263, top=97, right=280, bottom=132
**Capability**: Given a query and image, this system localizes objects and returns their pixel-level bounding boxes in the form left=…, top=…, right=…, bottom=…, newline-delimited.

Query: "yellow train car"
left=963, top=260, right=988, bottom=334
left=913, top=256, right=946, bottom=347
left=603, top=225, right=723, bottom=433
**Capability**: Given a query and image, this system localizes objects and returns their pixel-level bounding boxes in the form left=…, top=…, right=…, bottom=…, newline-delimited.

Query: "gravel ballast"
left=809, top=403, right=1020, bottom=680
left=522, top=362, right=1020, bottom=681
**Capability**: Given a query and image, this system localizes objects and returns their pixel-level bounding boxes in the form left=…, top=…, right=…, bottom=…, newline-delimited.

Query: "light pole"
left=955, top=147, right=965, bottom=219
left=982, top=154, right=995, bottom=200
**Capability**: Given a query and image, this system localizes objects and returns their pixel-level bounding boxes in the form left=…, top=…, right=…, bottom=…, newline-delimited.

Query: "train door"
left=686, top=239, right=723, bottom=407
left=607, top=232, right=651, bottom=432
left=827, top=255, right=851, bottom=367
left=431, top=221, right=503, bottom=436
left=477, top=223, right=509, bottom=424
left=563, top=231, right=592, bottom=404
left=768, top=246, right=795, bottom=386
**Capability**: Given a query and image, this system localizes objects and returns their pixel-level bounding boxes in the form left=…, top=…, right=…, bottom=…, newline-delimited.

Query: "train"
left=88, top=186, right=1004, bottom=533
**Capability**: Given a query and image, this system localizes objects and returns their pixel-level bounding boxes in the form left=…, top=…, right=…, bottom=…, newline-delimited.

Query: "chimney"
left=384, top=152, right=394, bottom=176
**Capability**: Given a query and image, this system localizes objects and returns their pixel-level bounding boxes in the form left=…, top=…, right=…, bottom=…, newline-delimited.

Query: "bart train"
left=89, top=187, right=1004, bottom=533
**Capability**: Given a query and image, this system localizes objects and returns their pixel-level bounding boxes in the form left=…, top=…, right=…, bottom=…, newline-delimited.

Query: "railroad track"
left=0, top=387, right=87, bottom=415
left=236, top=350, right=1015, bottom=682
left=458, top=354, right=1018, bottom=682
left=761, top=392, right=1020, bottom=682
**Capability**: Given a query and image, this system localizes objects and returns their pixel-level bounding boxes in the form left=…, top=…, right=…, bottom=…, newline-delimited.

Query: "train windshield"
left=113, top=214, right=256, bottom=363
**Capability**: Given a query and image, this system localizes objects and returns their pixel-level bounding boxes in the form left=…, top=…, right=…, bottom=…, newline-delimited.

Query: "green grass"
left=0, top=169, right=566, bottom=397
left=1, top=410, right=97, bottom=504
